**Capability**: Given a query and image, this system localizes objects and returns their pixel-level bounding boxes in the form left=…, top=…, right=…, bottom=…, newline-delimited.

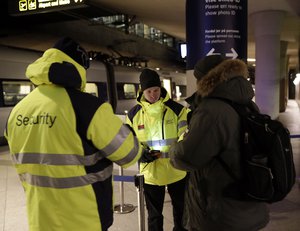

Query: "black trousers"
left=143, top=177, right=188, bottom=231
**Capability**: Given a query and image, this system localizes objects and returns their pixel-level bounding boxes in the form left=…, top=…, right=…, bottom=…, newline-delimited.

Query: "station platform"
left=0, top=100, right=300, bottom=231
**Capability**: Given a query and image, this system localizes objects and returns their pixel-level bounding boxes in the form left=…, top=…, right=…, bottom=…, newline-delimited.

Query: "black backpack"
left=216, top=99, right=296, bottom=203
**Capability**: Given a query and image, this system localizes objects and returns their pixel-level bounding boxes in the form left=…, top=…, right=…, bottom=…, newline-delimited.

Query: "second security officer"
left=126, top=68, right=189, bottom=231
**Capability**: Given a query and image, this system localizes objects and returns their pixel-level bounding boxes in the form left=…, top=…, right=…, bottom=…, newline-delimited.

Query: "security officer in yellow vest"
left=126, top=69, right=189, bottom=231
left=4, top=37, right=144, bottom=231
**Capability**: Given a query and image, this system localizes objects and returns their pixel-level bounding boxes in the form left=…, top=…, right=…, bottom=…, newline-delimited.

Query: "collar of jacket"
left=185, top=92, right=202, bottom=111
left=25, top=48, right=87, bottom=92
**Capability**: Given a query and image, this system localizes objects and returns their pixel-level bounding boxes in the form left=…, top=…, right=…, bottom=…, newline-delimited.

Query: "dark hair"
left=53, top=37, right=90, bottom=69
left=194, top=55, right=225, bottom=80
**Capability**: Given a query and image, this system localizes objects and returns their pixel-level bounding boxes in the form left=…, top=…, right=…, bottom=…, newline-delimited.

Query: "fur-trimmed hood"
left=197, top=59, right=254, bottom=104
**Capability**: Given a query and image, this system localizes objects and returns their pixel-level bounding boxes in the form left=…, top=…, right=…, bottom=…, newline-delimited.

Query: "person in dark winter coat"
left=169, top=55, right=270, bottom=231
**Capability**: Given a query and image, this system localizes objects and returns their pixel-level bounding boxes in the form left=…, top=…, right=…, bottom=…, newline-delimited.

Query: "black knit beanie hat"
left=193, top=55, right=225, bottom=80
left=53, top=36, right=90, bottom=69
left=139, top=68, right=161, bottom=91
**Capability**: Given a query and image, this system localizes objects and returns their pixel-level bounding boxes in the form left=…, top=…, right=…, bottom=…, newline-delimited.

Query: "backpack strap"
left=203, top=96, right=250, bottom=181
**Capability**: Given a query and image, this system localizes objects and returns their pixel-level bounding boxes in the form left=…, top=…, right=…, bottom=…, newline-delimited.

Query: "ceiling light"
left=247, top=58, right=256, bottom=62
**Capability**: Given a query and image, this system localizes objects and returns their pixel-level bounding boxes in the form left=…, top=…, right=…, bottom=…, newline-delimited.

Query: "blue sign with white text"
left=186, top=0, right=247, bottom=69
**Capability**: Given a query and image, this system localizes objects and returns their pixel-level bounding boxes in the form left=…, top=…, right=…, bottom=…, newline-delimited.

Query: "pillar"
left=250, top=10, right=286, bottom=118
left=279, top=41, right=289, bottom=112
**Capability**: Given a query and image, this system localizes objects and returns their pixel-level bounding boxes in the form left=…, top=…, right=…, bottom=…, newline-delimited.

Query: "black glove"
left=140, top=149, right=159, bottom=163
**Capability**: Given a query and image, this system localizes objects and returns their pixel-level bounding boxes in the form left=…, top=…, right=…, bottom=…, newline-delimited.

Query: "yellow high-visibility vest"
left=126, top=88, right=189, bottom=185
left=5, top=48, right=142, bottom=231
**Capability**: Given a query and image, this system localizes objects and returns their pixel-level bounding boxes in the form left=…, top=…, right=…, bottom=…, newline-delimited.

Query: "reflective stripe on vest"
left=12, top=125, right=137, bottom=167
left=19, top=165, right=113, bottom=189
left=101, top=125, right=134, bottom=161
left=10, top=125, right=138, bottom=188
left=146, top=138, right=177, bottom=147
left=11, top=151, right=105, bottom=166
left=114, top=135, right=140, bottom=166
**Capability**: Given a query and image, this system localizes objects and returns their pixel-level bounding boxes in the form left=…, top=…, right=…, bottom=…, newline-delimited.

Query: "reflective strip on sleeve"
left=101, top=125, right=131, bottom=157
left=114, top=135, right=140, bottom=166
left=19, top=164, right=113, bottom=188
left=11, top=151, right=105, bottom=166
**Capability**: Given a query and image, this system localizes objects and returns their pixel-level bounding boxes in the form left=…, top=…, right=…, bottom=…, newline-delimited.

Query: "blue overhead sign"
left=186, top=0, right=247, bottom=69
left=9, top=0, right=88, bottom=16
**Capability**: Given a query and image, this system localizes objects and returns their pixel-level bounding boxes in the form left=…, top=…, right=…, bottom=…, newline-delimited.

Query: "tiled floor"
left=0, top=100, right=300, bottom=231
